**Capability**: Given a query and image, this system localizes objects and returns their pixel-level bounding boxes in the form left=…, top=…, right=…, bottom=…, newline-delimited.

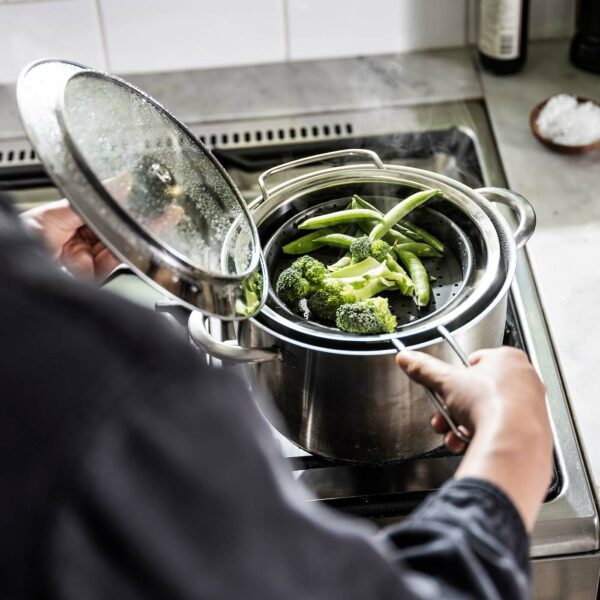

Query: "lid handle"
left=257, top=149, right=385, bottom=206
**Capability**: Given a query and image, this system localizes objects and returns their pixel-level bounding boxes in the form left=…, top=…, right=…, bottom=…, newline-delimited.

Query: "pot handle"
left=476, top=187, right=536, bottom=250
left=257, top=149, right=385, bottom=205
left=188, top=311, right=281, bottom=364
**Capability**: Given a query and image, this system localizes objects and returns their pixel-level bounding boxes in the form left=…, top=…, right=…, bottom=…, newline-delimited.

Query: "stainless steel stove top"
left=2, top=99, right=598, bottom=598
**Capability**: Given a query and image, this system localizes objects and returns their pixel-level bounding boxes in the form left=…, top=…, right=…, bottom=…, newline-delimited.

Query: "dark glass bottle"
left=570, top=0, right=600, bottom=74
left=478, top=0, right=530, bottom=75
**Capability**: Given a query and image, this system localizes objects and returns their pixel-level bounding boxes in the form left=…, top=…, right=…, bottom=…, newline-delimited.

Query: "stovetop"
left=1, top=100, right=597, bottom=560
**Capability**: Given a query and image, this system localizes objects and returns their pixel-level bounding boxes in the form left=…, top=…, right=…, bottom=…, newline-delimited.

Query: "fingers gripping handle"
left=392, top=328, right=471, bottom=446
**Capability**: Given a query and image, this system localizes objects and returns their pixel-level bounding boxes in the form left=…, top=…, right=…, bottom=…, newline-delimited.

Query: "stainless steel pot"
left=15, top=64, right=536, bottom=462
left=189, top=152, right=535, bottom=463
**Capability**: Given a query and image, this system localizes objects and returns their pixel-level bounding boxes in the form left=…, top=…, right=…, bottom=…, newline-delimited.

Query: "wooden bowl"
left=530, top=95, right=600, bottom=154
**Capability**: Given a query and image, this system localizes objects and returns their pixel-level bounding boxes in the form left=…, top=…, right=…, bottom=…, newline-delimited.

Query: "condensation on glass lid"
left=60, top=72, right=255, bottom=275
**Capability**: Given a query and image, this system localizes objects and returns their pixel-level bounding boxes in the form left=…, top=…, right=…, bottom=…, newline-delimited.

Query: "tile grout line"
left=94, top=0, right=110, bottom=71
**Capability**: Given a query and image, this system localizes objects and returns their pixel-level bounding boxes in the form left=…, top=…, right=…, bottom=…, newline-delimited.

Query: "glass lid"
left=17, top=60, right=267, bottom=320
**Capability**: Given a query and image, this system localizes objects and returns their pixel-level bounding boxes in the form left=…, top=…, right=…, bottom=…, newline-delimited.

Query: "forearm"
left=455, top=418, right=553, bottom=532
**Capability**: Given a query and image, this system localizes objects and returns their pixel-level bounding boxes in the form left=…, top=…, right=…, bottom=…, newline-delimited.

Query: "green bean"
left=397, top=250, right=431, bottom=307
left=282, top=227, right=339, bottom=254
left=353, top=194, right=443, bottom=250
left=298, top=209, right=383, bottom=230
left=394, top=242, right=442, bottom=258
left=369, top=189, right=441, bottom=241
left=313, top=233, right=356, bottom=248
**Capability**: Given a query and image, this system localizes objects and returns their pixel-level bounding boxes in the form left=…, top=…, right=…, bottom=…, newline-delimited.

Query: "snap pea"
left=313, top=233, right=356, bottom=248
left=350, top=200, right=412, bottom=244
left=369, top=189, right=441, bottom=241
left=298, top=209, right=383, bottom=230
left=397, top=249, right=431, bottom=307
left=282, top=227, right=339, bottom=254
left=394, top=242, right=442, bottom=258
left=397, top=220, right=445, bottom=253
left=353, top=194, right=444, bottom=251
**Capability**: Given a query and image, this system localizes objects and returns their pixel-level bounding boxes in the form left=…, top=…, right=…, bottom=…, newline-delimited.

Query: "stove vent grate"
left=0, top=121, right=355, bottom=170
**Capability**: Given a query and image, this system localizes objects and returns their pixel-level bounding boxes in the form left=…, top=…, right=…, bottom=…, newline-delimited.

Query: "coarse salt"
left=536, top=94, right=600, bottom=146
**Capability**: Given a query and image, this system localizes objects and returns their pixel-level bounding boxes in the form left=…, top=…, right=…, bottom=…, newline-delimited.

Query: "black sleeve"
left=42, top=368, right=530, bottom=600
left=0, top=196, right=530, bottom=599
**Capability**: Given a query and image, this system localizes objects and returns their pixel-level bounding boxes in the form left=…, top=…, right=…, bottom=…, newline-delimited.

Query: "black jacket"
left=0, top=198, right=529, bottom=599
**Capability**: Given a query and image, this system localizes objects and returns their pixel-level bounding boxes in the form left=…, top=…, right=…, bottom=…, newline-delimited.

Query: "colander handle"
left=393, top=326, right=472, bottom=446
left=188, top=311, right=281, bottom=364
left=476, top=187, right=536, bottom=250
left=257, top=149, right=385, bottom=205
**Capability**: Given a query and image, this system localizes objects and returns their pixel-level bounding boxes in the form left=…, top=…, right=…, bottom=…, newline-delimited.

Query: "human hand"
left=396, top=347, right=553, bottom=531
left=21, top=199, right=120, bottom=280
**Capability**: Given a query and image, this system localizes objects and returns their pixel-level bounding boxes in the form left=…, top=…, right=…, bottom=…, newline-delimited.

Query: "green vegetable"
left=328, top=255, right=352, bottom=271
left=329, top=256, right=381, bottom=279
left=370, top=239, right=393, bottom=263
left=275, top=267, right=312, bottom=310
left=397, top=219, right=445, bottom=253
left=348, top=236, right=393, bottom=264
left=349, top=236, right=372, bottom=263
left=369, top=189, right=441, bottom=241
left=298, top=209, right=383, bottom=230
left=397, top=250, right=431, bottom=307
left=307, top=280, right=357, bottom=323
left=352, top=194, right=443, bottom=251
left=394, top=242, right=442, bottom=258
left=282, top=227, right=339, bottom=255
left=293, top=255, right=327, bottom=285
left=336, top=297, right=397, bottom=335
left=384, top=256, right=412, bottom=294
left=275, top=256, right=328, bottom=310
left=331, top=257, right=413, bottom=296
left=235, top=273, right=263, bottom=317
left=313, top=232, right=356, bottom=248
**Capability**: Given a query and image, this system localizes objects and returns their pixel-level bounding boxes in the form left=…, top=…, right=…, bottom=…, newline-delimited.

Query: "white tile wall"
left=287, top=0, right=402, bottom=61
left=530, top=0, right=576, bottom=39
left=98, top=0, right=286, bottom=74
left=0, top=0, right=578, bottom=84
left=397, top=0, right=467, bottom=53
left=0, top=0, right=105, bottom=84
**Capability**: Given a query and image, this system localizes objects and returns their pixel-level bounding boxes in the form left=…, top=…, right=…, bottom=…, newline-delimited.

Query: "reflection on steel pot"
left=189, top=151, right=535, bottom=464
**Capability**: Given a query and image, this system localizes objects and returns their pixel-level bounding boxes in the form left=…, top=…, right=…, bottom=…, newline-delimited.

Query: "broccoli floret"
left=336, top=297, right=397, bottom=335
left=292, top=255, right=327, bottom=285
left=307, top=280, right=356, bottom=323
left=350, top=236, right=393, bottom=264
left=236, top=273, right=263, bottom=316
left=369, top=239, right=392, bottom=262
left=275, top=256, right=328, bottom=311
left=276, top=267, right=312, bottom=310
left=349, top=236, right=371, bottom=263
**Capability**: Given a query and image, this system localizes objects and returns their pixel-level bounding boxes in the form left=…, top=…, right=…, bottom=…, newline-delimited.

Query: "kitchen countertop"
left=2, top=41, right=600, bottom=496
left=480, top=40, right=600, bottom=496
